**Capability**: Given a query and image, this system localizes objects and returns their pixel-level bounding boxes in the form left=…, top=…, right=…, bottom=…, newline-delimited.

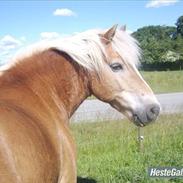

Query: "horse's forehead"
left=105, top=44, right=120, bottom=60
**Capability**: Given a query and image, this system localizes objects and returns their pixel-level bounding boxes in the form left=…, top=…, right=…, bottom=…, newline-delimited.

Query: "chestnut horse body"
left=0, top=26, right=160, bottom=183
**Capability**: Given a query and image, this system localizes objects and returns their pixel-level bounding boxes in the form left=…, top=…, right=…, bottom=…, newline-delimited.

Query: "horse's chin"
left=121, top=112, right=145, bottom=127
left=112, top=103, right=159, bottom=127
left=117, top=109, right=147, bottom=127
left=131, top=115, right=146, bottom=127
left=111, top=106, right=140, bottom=127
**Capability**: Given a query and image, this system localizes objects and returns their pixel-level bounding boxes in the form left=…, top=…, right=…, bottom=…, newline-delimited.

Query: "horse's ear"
left=120, top=25, right=126, bottom=31
left=101, top=24, right=118, bottom=44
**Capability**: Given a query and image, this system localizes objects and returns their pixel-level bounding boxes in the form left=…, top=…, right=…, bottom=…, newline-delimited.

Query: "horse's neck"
left=0, top=49, right=91, bottom=123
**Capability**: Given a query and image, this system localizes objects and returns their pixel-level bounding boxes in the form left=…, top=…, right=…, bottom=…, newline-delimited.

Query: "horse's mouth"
left=132, top=114, right=146, bottom=127
left=110, top=100, right=159, bottom=127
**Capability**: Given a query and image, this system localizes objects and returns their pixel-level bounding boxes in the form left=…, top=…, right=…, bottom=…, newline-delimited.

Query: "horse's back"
left=0, top=105, right=59, bottom=183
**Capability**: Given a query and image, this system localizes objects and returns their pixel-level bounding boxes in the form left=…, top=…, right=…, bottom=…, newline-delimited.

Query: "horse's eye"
left=110, top=63, right=123, bottom=72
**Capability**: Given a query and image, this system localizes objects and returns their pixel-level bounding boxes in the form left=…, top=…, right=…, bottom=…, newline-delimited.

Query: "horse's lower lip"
left=133, top=114, right=145, bottom=127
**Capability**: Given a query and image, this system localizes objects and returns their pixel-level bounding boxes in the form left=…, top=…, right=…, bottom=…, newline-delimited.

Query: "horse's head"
left=89, top=25, right=160, bottom=127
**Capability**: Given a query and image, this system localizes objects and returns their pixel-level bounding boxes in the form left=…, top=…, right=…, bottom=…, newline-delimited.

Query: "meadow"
left=71, top=114, right=183, bottom=183
left=141, top=71, right=183, bottom=93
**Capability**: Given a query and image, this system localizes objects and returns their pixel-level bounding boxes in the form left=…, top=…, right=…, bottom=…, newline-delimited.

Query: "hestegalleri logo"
left=148, top=167, right=183, bottom=178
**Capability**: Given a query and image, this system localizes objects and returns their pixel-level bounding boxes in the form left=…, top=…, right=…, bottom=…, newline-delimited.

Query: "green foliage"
left=161, top=51, right=180, bottom=62
left=133, top=26, right=177, bottom=64
left=132, top=15, right=183, bottom=70
left=176, top=15, right=183, bottom=37
left=71, top=114, right=183, bottom=183
left=173, top=35, right=183, bottom=60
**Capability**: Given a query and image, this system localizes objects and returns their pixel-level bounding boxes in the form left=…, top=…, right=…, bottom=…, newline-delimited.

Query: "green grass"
left=141, top=71, right=183, bottom=94
left=71, top=114, right=183, bottom=183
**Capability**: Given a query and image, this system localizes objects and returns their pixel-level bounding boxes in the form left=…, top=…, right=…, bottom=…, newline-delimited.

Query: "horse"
left=0, top=25, right=160, bottom=183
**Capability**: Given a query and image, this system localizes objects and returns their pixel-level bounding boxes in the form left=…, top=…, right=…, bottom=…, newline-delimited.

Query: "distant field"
left=71, top=114, right=183, bottom=183
left=141, top=70, right=183, bottom=94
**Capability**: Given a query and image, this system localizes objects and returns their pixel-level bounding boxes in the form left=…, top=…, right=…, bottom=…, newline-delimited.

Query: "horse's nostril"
left=132, top=104, right=160, bottom=126
left=151, top=106, right=159, bottom=114
left=147, top=104, right=160, bottom=121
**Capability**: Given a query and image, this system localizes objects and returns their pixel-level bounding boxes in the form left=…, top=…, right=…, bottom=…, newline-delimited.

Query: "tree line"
left=133, top=15, right=183, bottom=71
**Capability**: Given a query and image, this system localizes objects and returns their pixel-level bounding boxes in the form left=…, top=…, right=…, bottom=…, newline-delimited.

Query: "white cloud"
left=20, top=36, right=26, bottom=42
left=0, top=35, right=23, bottom=65
left=0, top=35, right=22, bottom=50
left=40, top=32, right=69, bottom=40
left=40, top=32, right=61, bottom=40
left=53, top=8, right=76, bottom=16
left=146, top=0, right=179, bottom=8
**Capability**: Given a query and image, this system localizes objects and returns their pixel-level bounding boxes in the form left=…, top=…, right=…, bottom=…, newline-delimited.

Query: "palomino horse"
left=0, top=25, right=160, bottom=183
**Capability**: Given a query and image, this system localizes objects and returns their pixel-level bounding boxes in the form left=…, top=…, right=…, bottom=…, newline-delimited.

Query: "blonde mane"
left=2, top=28, right=141, bottom=72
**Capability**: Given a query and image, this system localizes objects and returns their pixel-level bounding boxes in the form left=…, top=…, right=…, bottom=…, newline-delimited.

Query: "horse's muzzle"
left=133, top=104, right=160, bottom=127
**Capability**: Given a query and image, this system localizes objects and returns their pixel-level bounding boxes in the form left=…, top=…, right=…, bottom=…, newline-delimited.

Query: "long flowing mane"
left=1, top=29, right=141, bottom=72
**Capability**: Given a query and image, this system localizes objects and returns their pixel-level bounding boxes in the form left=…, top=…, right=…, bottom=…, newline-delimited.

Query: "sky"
left=0, top=0, right=182, bottom=65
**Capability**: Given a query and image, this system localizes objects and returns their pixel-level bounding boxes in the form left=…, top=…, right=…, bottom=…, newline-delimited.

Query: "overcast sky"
left=0, top=0, right=182, bottom=65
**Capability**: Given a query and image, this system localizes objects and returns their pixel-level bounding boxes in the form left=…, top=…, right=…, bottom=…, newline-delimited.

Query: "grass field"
left=71, top=114, right=183, bottom=183
left=141, top=71, right=183, bottom=94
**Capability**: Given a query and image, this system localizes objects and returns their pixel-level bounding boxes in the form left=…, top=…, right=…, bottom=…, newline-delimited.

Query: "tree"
left=132, top=24, right=183, bottom=70
left=176, top=15, right=183, bottom=37
left=133, top=26, right=176, bottom=65
left=161, top=51, right=180, bottom=62
left=172, top=35, right=183, bottom=69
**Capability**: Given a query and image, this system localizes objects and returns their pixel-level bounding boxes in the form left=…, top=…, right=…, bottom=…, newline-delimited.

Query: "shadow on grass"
left=77, top=176, right=97, bottom=183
